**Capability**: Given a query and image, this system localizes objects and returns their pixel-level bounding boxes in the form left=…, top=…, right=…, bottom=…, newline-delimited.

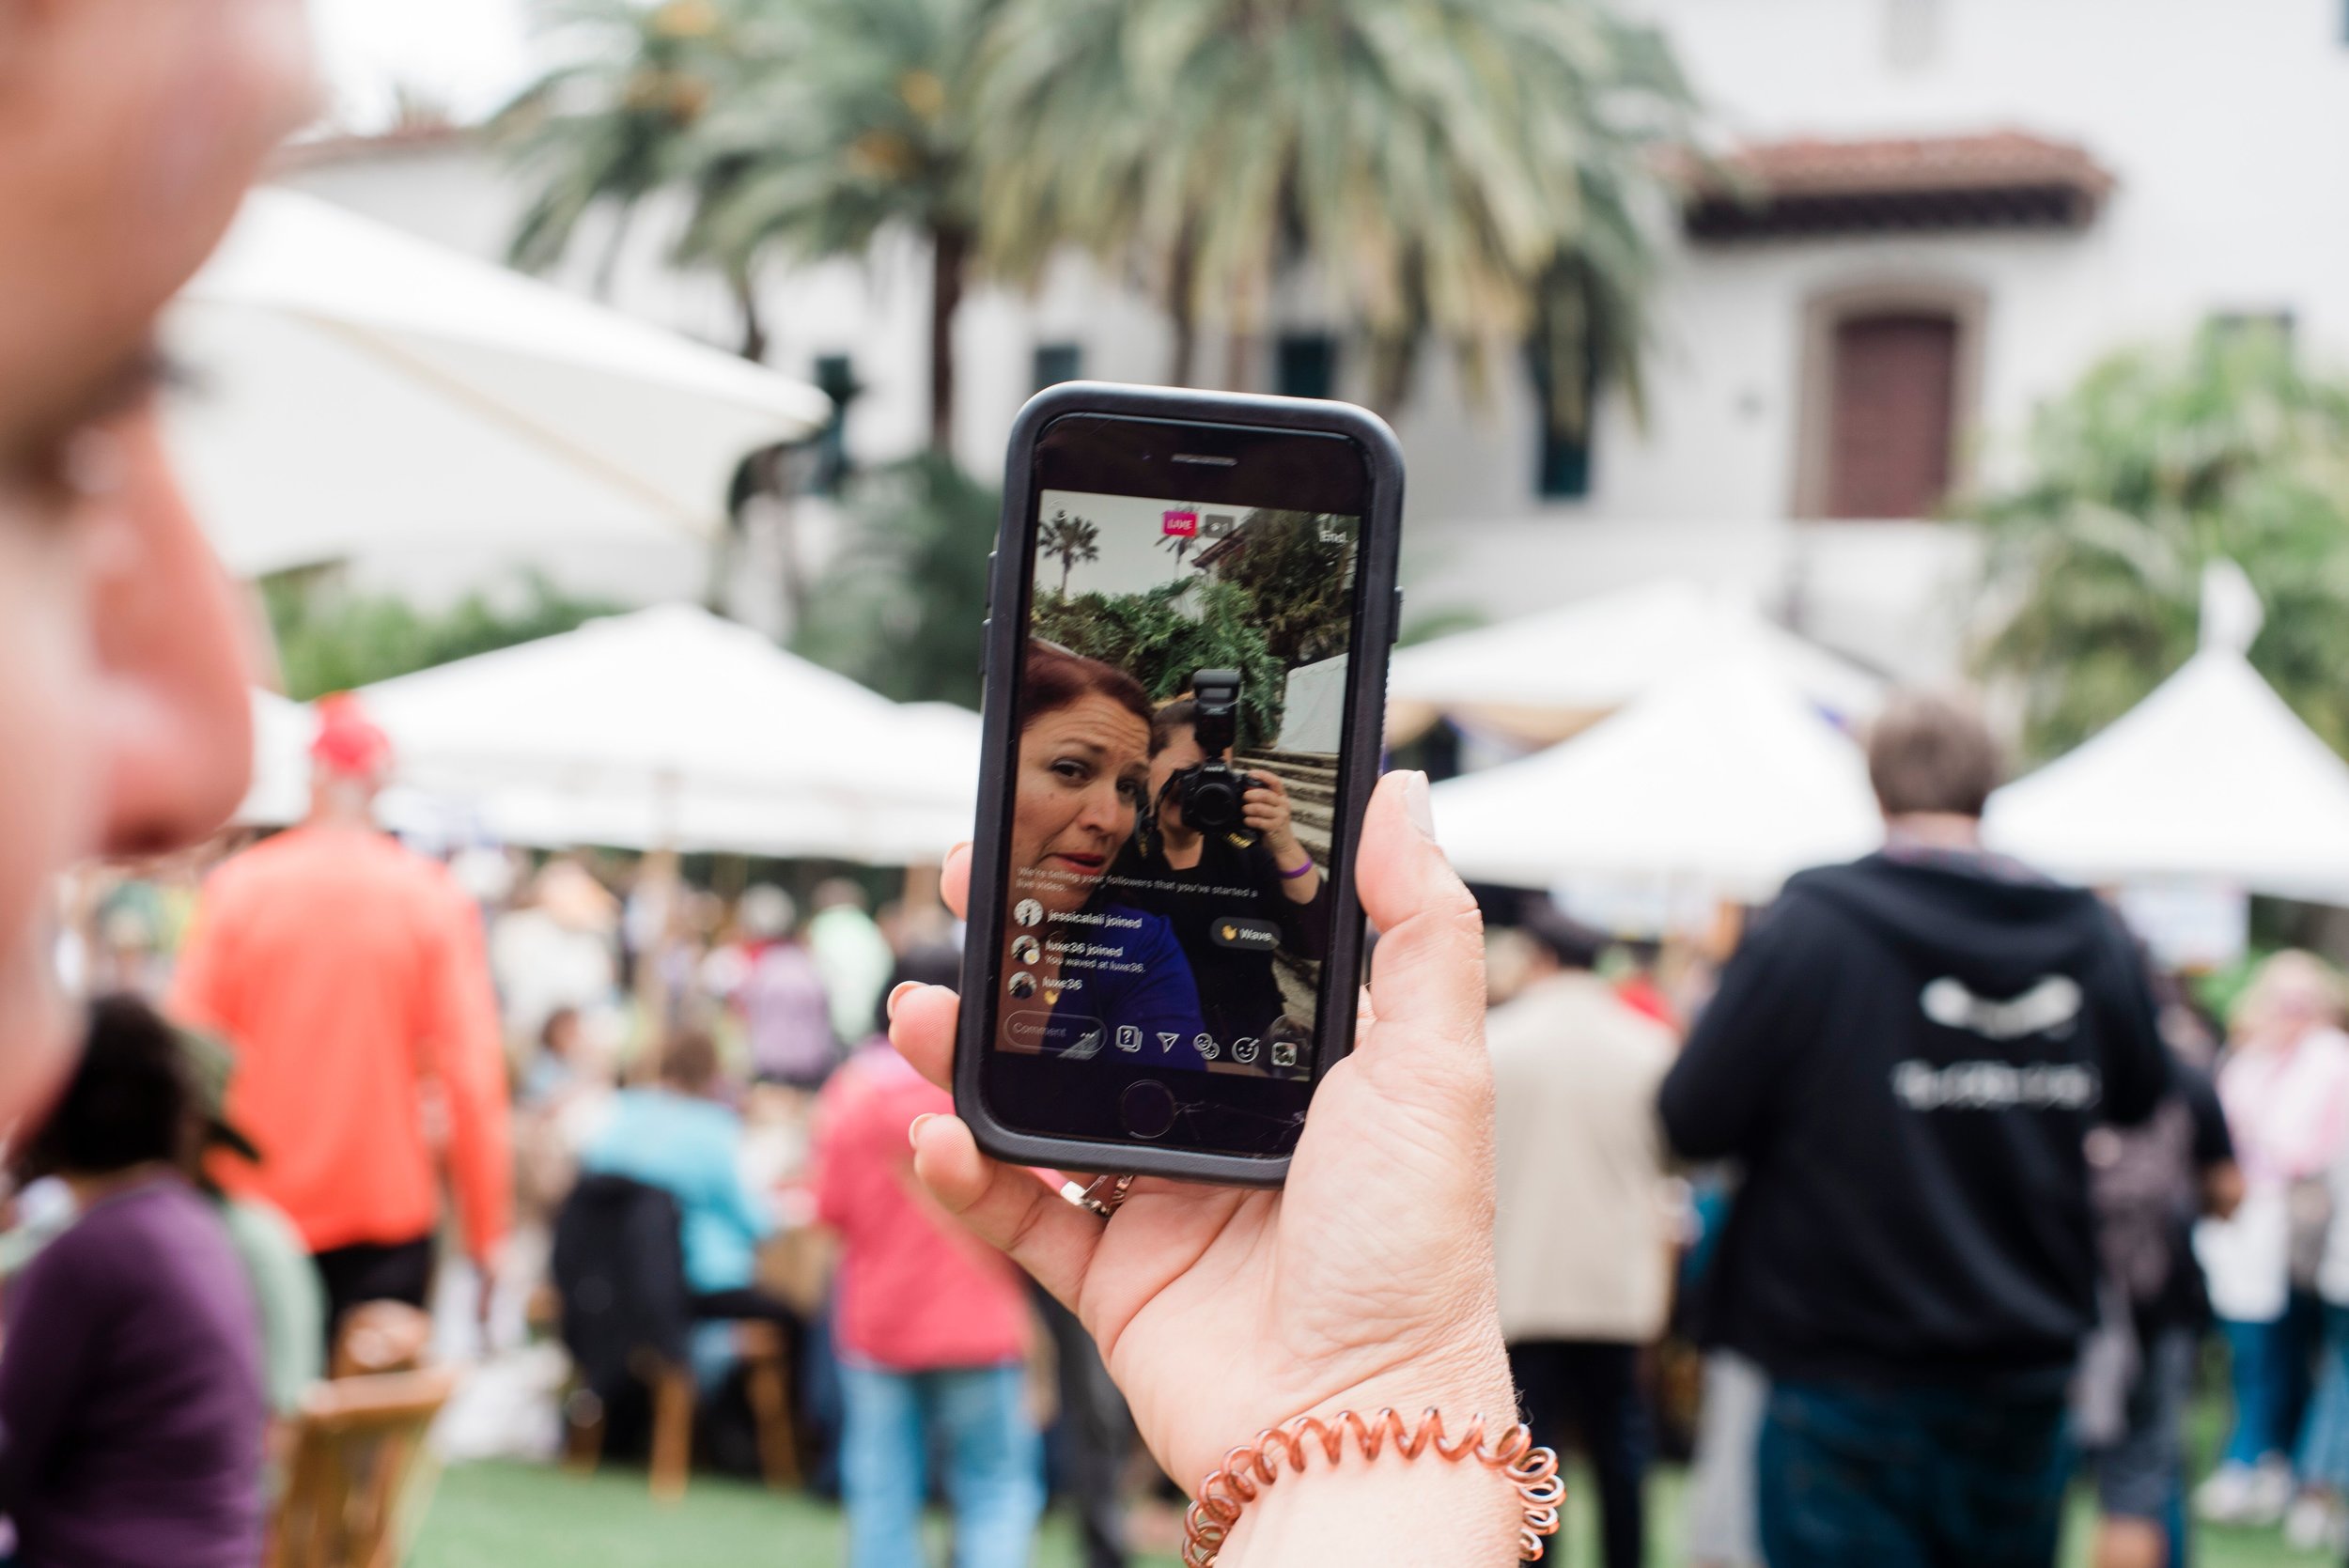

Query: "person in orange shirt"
left=170, top=696, right=512, bottom=1345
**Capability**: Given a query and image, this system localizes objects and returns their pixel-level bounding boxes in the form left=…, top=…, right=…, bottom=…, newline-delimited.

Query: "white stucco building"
left=277, top=0, right=2349, bottom=679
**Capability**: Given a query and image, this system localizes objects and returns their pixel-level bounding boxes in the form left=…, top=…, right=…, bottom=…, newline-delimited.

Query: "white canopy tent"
left=236, top=689, right=315, bottom=829
left=167, top=188, right=833, bottom=577
left=1984, top=649, right=2349, bottom=903
left=1388, top=577, right=1885, bottom=748
left=1428, top=660, right=1883, bottom=902
left=353, top=605, right=978, bottom=863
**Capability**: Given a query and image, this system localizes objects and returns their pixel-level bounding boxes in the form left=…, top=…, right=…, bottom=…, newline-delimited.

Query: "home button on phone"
left=1119, top=1080, right=1176, bottom=1141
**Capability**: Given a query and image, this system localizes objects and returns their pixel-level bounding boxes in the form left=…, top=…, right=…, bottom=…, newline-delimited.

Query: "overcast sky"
left=1037, top=489, right=1249, bottom=599
left=309, top=0, right=537, bottom=132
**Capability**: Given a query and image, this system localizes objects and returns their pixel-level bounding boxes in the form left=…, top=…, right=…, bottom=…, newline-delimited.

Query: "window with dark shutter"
left=1275, top=334, right=1337, bottom=400
left=812, top=353, right=857, bottom=495
left=1033, top=342, right=1081, bottom=391
left=1825, top=312, right=1957, bottom=519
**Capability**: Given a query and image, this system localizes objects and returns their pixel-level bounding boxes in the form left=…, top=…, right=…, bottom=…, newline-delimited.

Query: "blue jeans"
left=2296, top=1304, right=2349, bottom=1489
left=1756, top=1378, right=2071, bottom=1568
left=838, top=1360, right=1044, bottom=1568
left=2219, top=1315, right=2293, bottom=1467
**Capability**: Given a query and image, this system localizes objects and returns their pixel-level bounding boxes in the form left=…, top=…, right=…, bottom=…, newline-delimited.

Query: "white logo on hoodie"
left=1919, top=974, right=2083, bottom=1041
left=1890, top=975, right=2097, bottom=1112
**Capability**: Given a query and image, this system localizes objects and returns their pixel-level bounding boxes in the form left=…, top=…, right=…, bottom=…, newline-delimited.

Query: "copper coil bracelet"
left=1180, top=1407, right=1563, bottom=1564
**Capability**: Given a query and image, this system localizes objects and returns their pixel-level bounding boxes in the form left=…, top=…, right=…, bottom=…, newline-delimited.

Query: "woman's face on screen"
left=1012, top=694, right=1149, bottom=914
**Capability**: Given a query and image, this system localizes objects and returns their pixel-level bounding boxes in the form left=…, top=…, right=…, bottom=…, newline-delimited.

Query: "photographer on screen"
left=1110, top=672, right=1330, bottom=1056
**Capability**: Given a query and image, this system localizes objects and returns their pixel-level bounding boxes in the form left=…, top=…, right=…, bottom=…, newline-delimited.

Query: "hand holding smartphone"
left=957, top=383, right=1404, bottom=1185
left=896, top=774, right=1518, bottom=1529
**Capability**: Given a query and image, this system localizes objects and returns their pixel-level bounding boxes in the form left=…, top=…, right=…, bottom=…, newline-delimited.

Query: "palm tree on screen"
left=1040, top=509, right=1101, bottom=596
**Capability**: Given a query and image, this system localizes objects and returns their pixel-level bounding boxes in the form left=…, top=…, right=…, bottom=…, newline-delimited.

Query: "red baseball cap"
left=310, top=691, right=394, bottom=781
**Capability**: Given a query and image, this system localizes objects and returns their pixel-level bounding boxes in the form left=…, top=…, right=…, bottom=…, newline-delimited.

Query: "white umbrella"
left=167, top=187, right=833, bottom=577
left=1983, top=649, right=2349, bottom=902
left=1429, top=660, right=1883, bottom=899
left=357, top=604, right=977, bottom=862
left=1389, top=578, right=1884, bottom=747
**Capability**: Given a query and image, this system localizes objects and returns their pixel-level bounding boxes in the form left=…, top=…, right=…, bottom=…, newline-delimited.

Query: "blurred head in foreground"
left=0, top=0, right=315, bottom=1127
left=1866, top=691, right=2006, bottom=826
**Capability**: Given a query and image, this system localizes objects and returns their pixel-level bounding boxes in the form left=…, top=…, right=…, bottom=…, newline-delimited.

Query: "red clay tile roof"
left=272, top=122, right=479, bottom=172
left=1678, top=131, right=2114, bottom=241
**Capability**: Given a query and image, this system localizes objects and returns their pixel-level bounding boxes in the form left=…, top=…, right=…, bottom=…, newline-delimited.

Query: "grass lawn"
left=406, top=1459, right=1183, bottom=1568
left=407, top=1455, right=2339, bottom=1567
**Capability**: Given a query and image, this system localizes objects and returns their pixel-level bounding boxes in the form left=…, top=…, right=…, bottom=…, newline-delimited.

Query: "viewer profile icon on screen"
left=1011, top=935, right=1041, bottom=966
left=1008, top=971, right=1038, bottom=1000
left=1014, top=898, right=1045, bottom=928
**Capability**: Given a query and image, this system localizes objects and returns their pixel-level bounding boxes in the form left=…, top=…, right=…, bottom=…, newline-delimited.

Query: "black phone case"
left=955, top=381, right=1406, bottom=1187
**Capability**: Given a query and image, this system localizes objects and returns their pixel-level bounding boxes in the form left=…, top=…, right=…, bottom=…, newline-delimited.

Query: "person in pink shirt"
left=2199, top=951, right=2349, bottom=1523
left=815, top=946, right=1042, bottom=1568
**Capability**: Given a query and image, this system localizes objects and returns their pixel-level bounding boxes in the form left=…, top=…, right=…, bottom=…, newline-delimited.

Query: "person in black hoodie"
left=1658, top=691, right=2171, bottom=1568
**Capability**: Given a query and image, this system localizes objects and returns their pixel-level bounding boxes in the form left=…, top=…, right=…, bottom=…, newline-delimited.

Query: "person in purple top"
left=1, top=995, right=267, bottom=1568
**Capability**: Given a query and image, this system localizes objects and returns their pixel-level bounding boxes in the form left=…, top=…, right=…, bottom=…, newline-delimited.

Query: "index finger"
left=941, top=841, right=972, bottom=920
left=889, top=979, right=959, bottom=1094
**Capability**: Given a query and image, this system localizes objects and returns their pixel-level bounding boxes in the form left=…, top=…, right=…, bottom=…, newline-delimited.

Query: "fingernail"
left=908, top=1112, right=936, bottom=1149
left=1401, top=770, right=1437, bottom=842
left=886, top=981, right=920, bottom=1020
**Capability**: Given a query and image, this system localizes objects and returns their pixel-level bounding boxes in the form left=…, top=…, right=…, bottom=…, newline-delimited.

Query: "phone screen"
left=983, top=415, right=1371, bottom=1152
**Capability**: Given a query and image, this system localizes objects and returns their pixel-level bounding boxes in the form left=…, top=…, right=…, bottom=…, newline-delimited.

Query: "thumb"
left=940, top=842, right=972, bottom=921
left=1353, top=771, right=1487, bottom=1053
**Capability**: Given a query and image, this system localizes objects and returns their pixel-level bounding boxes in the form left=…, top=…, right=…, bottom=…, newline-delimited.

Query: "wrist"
left=1220, top=1436, right=1526, bottom=1566
left=1213, top=1355, right=1527, bottom=1567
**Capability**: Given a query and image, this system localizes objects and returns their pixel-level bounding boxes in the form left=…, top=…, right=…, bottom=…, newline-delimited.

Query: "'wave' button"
left=1211, top=916, right=1282, bottom=952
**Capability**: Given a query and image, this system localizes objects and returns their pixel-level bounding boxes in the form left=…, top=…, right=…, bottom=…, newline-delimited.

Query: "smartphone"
left=956, top=382, right=1403, bottom=1186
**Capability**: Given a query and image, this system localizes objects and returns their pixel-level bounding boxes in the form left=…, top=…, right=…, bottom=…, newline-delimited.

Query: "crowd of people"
left=1474, top=694, right=2349, bottom=1568
left=13, top=691, right=1114, bottom=1566
left=7, top=10, right=2349, bottom=1566
left=23, top=667, right=2346, bottom=1568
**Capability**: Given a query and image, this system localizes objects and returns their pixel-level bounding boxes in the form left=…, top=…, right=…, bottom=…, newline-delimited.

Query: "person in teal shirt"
left=580, top=1031, right=779, bottom=1315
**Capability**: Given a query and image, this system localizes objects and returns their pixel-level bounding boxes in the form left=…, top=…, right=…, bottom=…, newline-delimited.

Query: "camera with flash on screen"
left=1173, top=669, right=1261, bottom=835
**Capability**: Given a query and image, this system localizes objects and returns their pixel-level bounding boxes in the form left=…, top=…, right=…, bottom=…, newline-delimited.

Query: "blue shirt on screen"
left=1034, top=904, right=1212, bottom=1070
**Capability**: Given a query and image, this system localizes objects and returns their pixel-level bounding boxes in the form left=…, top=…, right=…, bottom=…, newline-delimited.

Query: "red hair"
left=1019, top=642, right=1151, bottom=733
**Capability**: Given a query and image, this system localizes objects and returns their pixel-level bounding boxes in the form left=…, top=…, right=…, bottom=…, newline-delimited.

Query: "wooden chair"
left=330, top=1300, right=432, bottom=1380
left=560, top=1319, right=800, bottom=1501
left=267, top=1365, right=458, bottom=1568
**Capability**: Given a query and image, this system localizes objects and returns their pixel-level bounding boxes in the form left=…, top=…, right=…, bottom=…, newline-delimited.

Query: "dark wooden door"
left=1826, top=312, right=1957, bottom=519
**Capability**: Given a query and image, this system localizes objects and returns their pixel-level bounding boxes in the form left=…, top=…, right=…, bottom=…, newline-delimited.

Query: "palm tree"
left=493, top=0, right=742, bottom=296
left=972, top=0, right=1693, bottom=426
left=1973, top=322, right=2349, bottom=760
left=683, top=0, right=995, bottom=449
left=1039, top=508, right=1101, bottom=595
